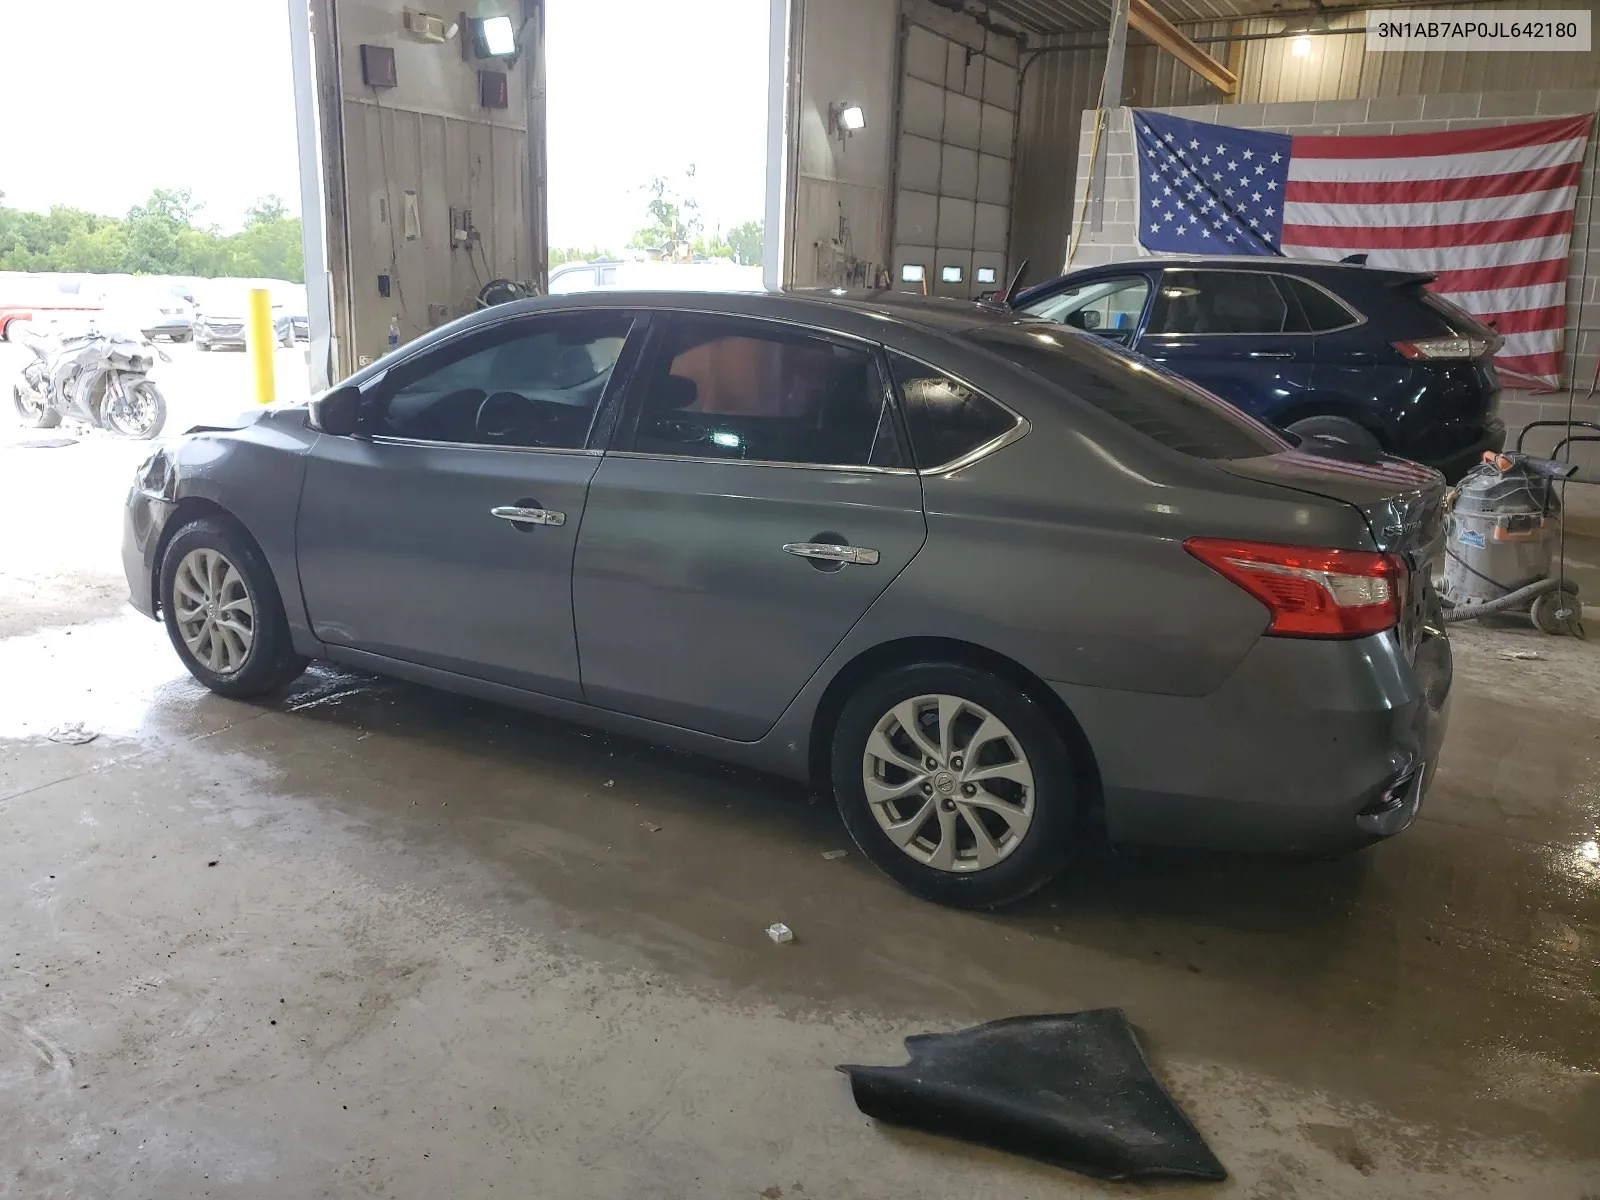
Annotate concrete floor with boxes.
[2,418,1598,1198]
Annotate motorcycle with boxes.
[11,320,169,439]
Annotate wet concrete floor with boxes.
[1,442,1598,1198]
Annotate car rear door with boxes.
[571,311,926,741]
[1135,269,1316,423]
[296,310,641,699]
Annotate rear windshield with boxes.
[965,326,1290,460]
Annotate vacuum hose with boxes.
[1441,576,1558,622]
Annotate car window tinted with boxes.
[376,312,632,448]
[1022,276,1149,335]
[1280,275,1357,332]
[1147,270,1289,335]
[630,316,904,467]
[966,326,1290,460]
[887,352,1018,468]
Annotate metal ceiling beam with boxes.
[1127,0,1238,92]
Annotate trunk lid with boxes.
[1218,446,1448,658]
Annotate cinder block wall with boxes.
[1067,92,1600,474]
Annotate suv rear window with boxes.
[966,326,1290,460]
[1279,275,1358,332]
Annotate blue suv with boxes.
[1015,257,1505,478]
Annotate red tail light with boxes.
[1185,538,1407,638]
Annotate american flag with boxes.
[1135,109,1595,391]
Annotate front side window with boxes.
[1147,270,1290,335]
[888,352,1019,469]
[1022,276,1150,338]
[628,316,905,468]
[376,312,633,448]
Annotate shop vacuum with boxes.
[1439,421,1598,637]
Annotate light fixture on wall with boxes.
[1291,34,1312,57]
[827,102,865,148]
[472,14,517,56]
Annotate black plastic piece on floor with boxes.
[838,1009,1226,1183]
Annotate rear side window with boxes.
[887,352,1018,468]
[965,327,1290,460]
[1279,275,1358,332]
[1148,270,1289,335]
[629,315,905,468]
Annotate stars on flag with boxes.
[1134,111,1293,256]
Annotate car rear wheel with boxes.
[160,517,308,698]
[1287,415,1381,453]
[830,663,1079,909]
[12,382,60,428]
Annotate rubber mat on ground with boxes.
[838,1008,1226,1182]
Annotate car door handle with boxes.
[1248,351,1294,359]
[491,505,565,527]
[783,542,880,566]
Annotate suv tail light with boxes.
[1392,336,1493,360]
[1185,539,1406,638]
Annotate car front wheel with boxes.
[830,663,1080,909]
[159,517,308,698]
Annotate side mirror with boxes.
[308,384,362,436]
[1080,309,1102,330]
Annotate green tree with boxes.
[628,168,702,257]
[0,190,304,281]
[725,219,763,267]
[548,245,611,269]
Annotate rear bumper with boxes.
[1052,627,1451,857]
[122,487,176,619]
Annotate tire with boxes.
[1287,415,1381,453]
[159,517,309,698]
[196,336,211,352]
[12,382,61,428]
[830,662,1080,909]
[103,380,166,439]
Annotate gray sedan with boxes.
[123,289,1451,908]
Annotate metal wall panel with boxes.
[1009,44,1103,280]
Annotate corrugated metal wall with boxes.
[1011,46,1104,279]
[1008,3,1600,276]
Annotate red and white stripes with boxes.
[1281,115,1593,392]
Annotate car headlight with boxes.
[135,448,175,500]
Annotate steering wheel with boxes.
[475,390,548,445]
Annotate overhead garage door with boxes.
[892,21,1017,299]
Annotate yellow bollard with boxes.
[246,287,276,405]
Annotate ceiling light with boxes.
[1291,34,1312,57]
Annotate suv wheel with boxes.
[830,663,1079,908]
[1287,415,1380,453]
[159,517,308,697]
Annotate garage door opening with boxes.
[544,0,771,294]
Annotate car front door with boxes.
[1134,269,1316,423]
[572,312,927,741]
[296,309,640,699]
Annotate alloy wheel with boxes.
[862,693,1035,872]
[172,548,256,676]
[104,384,159,437]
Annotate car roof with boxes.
[1015,256,1430,304]
[341,287,1073,391]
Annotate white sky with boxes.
[0,0,768,248]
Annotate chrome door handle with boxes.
[783,542,880,566]
[1248,351,1294,359]
[492,505,565,527]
